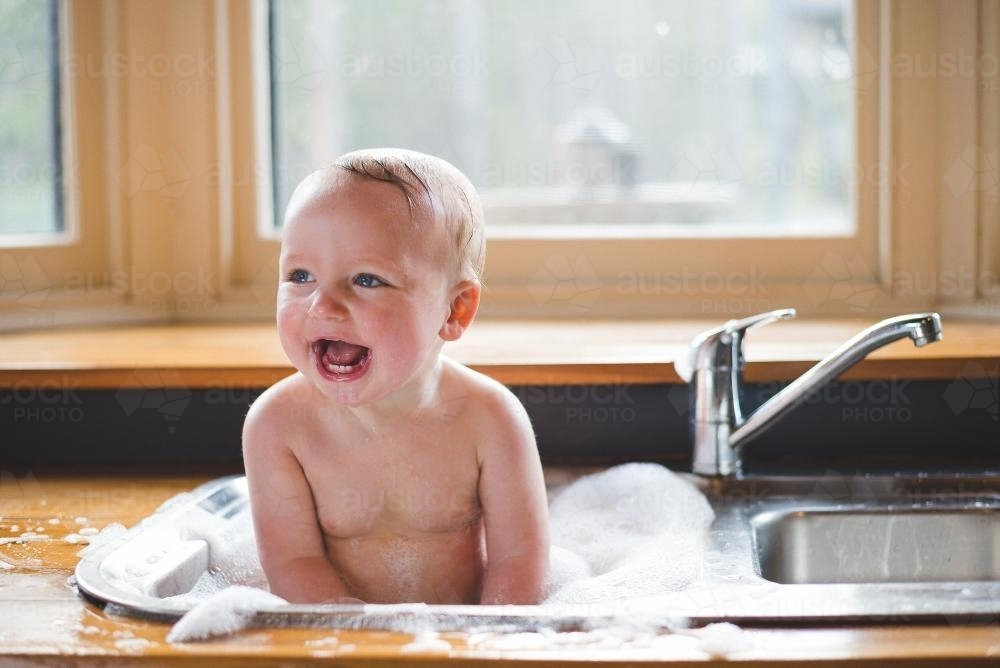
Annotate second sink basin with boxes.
[754,505,1000,585]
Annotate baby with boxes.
[242,149,550,605]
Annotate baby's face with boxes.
[277,175,455,406]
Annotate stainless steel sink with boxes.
[754,506,1000,585]
[74,469,1000,629]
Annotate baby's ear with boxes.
[439,280,481,341]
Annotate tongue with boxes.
[323,340,367,366]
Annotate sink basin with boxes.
[75,470,1000,628]
[754,507,1000,584]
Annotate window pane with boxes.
[0,0,62,237]
[269,0,855,237]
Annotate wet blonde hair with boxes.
[332,148,486,282]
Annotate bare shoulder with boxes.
[242,372,312,454]
[441,358,534,459]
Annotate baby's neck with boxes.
[344,355,451,430]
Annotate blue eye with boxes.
[287,269,313,284]
[353,273,386,288]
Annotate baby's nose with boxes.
[308,287,349,319]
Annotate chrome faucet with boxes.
[675,309,943,477]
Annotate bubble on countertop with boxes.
[0,531,51,545]
[77,523,126,556]
[400,630,452,654]
[690,622,752,657]
[166,586,288,642]
[306,636,340,647]
[114,637,153,653]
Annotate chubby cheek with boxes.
[275,301,308,365]
[379,311,441,373]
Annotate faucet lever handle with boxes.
[724,308,797,338]
[675,308,796,382]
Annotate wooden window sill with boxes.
[1,318,998,389]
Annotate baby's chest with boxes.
[304,440,482,538]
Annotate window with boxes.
[255,0,896,318]
[0,0,63,238]
[269,0,857,238]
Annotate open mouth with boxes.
[311,339,372,381]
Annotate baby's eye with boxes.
[286,269,313,284]
[353,273,386,288]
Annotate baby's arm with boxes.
[477,390,550,604]
[242,393,360,604]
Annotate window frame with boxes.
[0,0,127,330]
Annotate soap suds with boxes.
[400,630,452,654]
[166,586,288,642]
[77,523,126,556]
[0,532,50,545]
[545,463,714,604]
[114,637,153,652]
[92,464,718,644]
[689,622,752,657]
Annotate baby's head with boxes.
[331,149,486,282]
[277,149,485,406]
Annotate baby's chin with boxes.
[306,373,397,410]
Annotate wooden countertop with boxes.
[2,474,999,665]
[1,318,998,388]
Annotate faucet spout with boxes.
[681,310,943,477]
[729,313,942,450]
